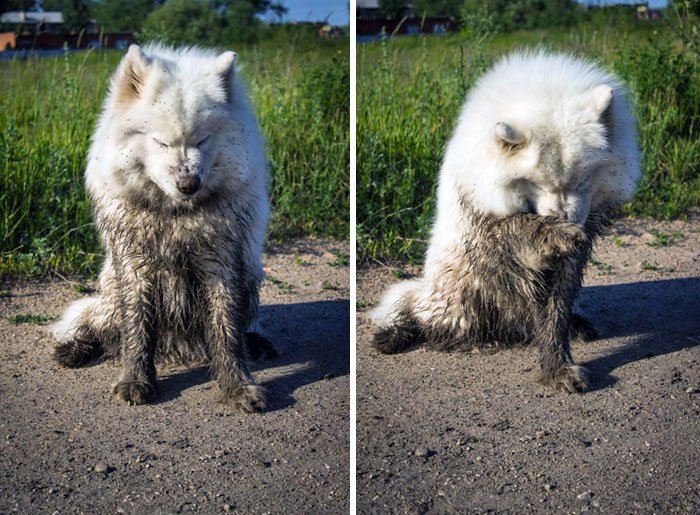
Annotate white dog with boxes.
[372,51,640,392]
[52,44,272,411]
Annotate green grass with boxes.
[647,230,685,247]
[0,37,348,277]
[358,14,700,262]
[7,313,57,325]
[328,250,350,267]
[266,274,295,294]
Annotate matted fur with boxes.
[51,44,271,412]
[372,51,640,392]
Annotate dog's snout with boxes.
[176,174,201,195]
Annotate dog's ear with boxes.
[116,45,150,103]
[495,122,525,150]
[591,84,614,134]
[215,51,237,102]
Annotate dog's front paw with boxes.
[220,384,266,413]
[545,222,587,255]
[538,364,589,393]
[112,379,156,405]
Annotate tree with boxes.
[142,0,288,45]
[378,0,405,19]
[0,0,37,11]
[142,0,214,44]
[462,0,582,32]
[95,0,158,32]
[42,0,94,33]
[413,0,463,17]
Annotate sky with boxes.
[274,0,349,26]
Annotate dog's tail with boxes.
[370,279,425,354]
[50,296,100,343]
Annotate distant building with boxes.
[0,31,15,50]
[357,0,415,20]
[12,32,136,51]
[357,0,380,20]
[0,11,64,34]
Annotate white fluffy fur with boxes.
[50,296,100,342]
[373,50,640,327]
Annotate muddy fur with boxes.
[373,206,612,393]
[51,44,271,412]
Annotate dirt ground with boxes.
[0,239,349,514]
[357,218,700,514]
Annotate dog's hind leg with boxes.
[52,296,114,367]
[370,279,426,354]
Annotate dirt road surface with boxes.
[357,219,700,514]
[0,239,349,514]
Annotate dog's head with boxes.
[107,45,243,204]
[488,84,616,225]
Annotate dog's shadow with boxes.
[155,300,349,411]
[577,277,700,391]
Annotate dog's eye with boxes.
[153,137,169,149]
[197,136,209,148]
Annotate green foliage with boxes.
[358,9,700,262]
[329,251,350,267]
[0,40,349,277]
[358,18,492,262]
[463,0,583,32]
[95,0,157,32]
[141,0,290,46]
[42,0,94,32]
[613,5,700,219]
[379,0,408,19]
[142,0,218,45]
[647,230,685,247]
[259,48,349,238]
[413,0,464,17]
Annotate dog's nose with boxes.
[176,175,201,195]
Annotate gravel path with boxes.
[0,238,349,514]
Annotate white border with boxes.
[349,0,357,512]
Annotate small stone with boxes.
[686,387,699,394]
[575,436,592,447]
[577,491,593,501]
[544,484,554,492]
[94,463,109,474]
[592,499,601,508]
[223,504,232,512]
[535,430,547,439]
[414,447,430,457]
